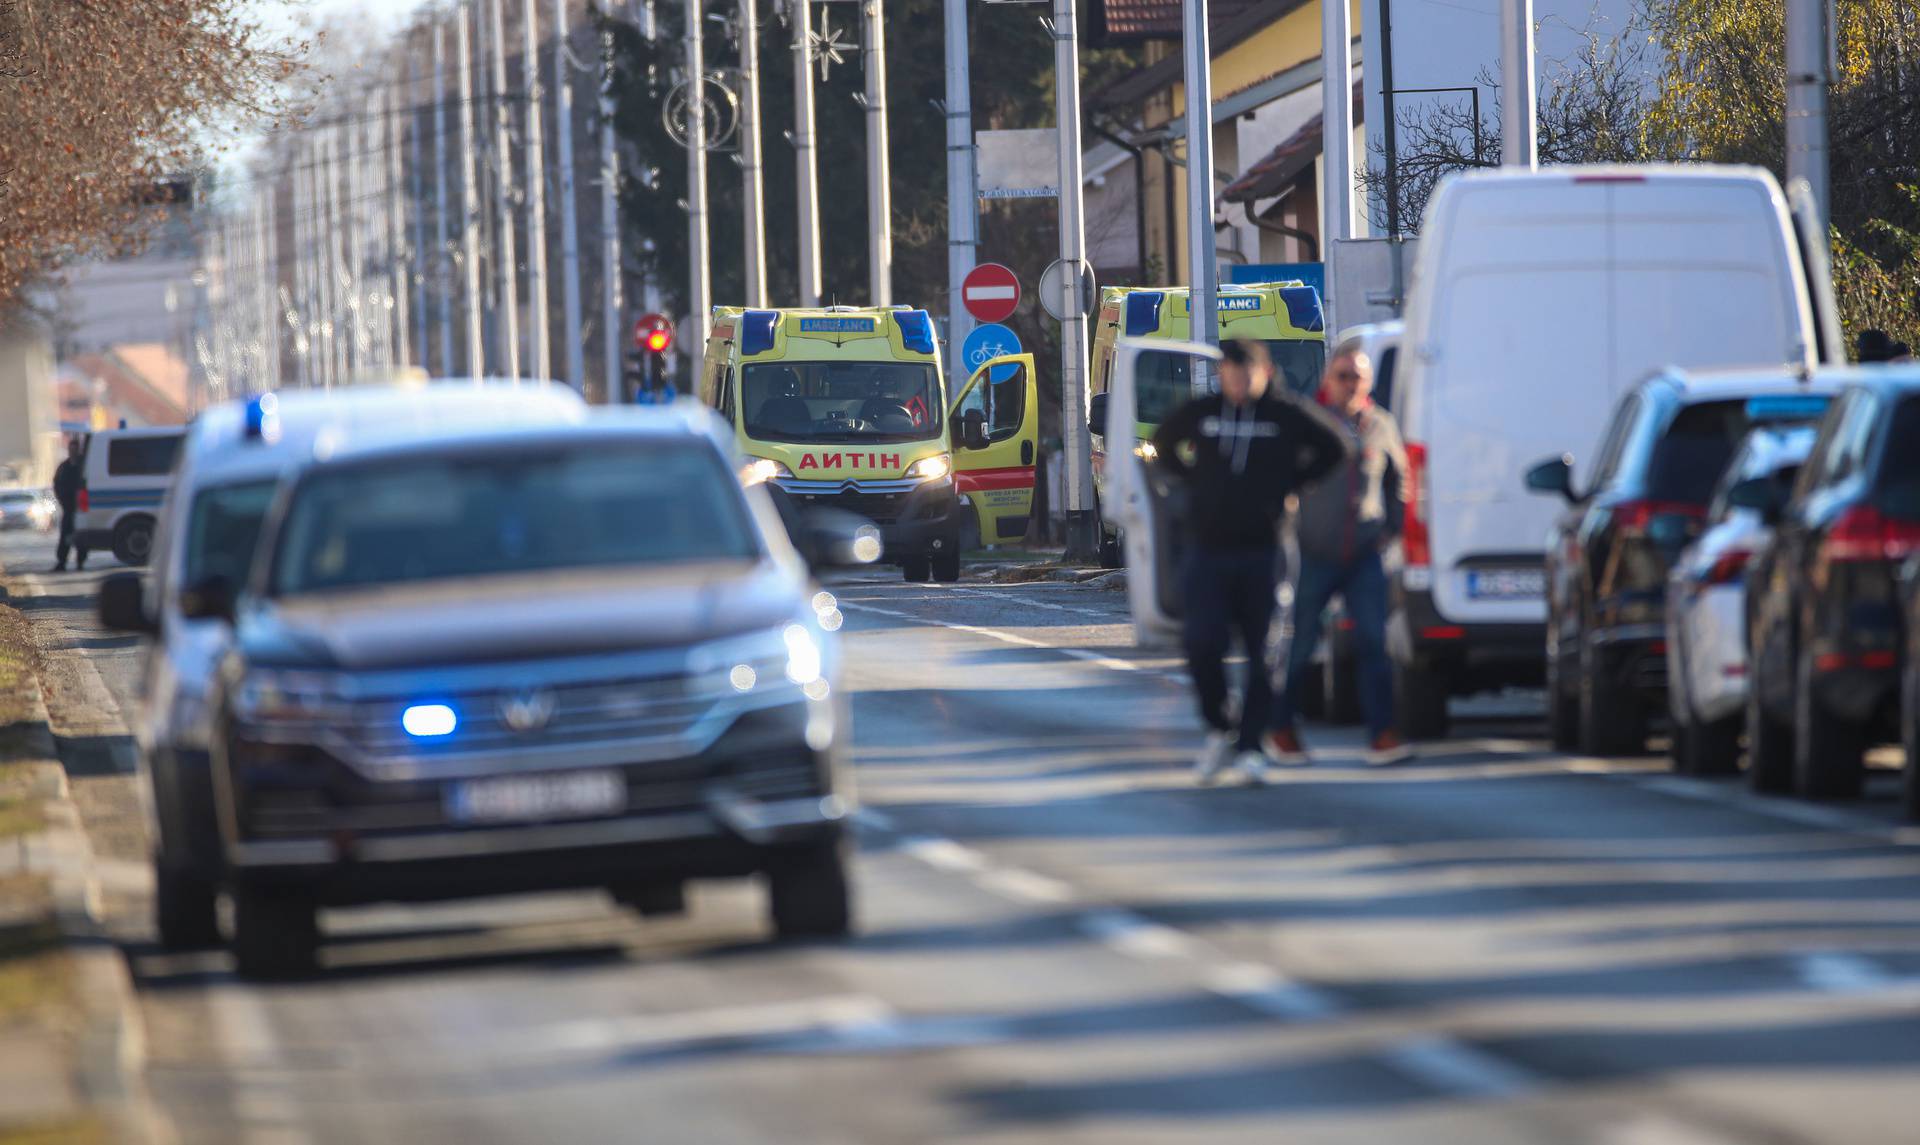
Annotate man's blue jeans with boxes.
[1272,549,1395,739]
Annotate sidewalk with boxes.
[0,587,154,1145]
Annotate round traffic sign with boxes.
[632,312,673,350]
[1038,259,1096,322]
[961,263,1021,324]
[960,323,1022,383]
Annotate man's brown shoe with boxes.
[1366,731,1415,766]
[1263,728,1310,766]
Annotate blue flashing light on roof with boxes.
[895,309,936,355]
[1745,394,1831,422]
[243,392,281,442]
[1277,286,1325,332]
[1124,291,1165,337]
[740,310,780,356]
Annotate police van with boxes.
[74,425,188,565]
[1086,281,1327,566]
[701,306,1037,582]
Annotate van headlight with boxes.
[232,670,348,727]
[783,623,822,686]
[742,457,792,485]
[904,453,953,482]
[1133,440,1158,462]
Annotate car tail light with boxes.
[1819,505,1920,563]
[1403,442,1430,569]
[1703,548,1752,585]
[1612,500,1706,538]
[77,488,88,513]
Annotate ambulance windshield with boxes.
[742,362,943,444]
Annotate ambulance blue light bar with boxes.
[1278,286,1326,332]
[894,309,936,355]
[1124,292,1165,337]
[1745,394,1831,422]
[244,392,280,442]
[740,310,779,356]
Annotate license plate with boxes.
[445,771,626,823]
[1465,567,1546,601]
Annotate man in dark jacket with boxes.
[51,438,86,572]
[1150,339,1349,784]
[1270,346,1411,765]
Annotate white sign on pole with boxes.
[976,129,1061,199]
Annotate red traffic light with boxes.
[644,328,673,354]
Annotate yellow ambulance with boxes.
[701,306,1038,582]
[1086,281,1327,564]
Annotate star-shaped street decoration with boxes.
[808,6,852,82]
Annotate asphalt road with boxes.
[5,528,1920,1145]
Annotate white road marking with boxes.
[207,985,314,1145]
[944,584,1119,620]
[1632,774,1920,845]
[1203,963,1339,1021]
[1792,951,1920,995]
[900,836,988,874]
[1078,909,1193,959]
[1381,1034,1538,1099]
[975,867,1074,904]
[1601,1114,1758,1145]
[841,599,1155,676]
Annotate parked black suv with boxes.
[1740,369,1920,799]
[1527,368,1840,756]
[107,411,869,979]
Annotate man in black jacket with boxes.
[50,438,86,573]
[1150,340,1349,784]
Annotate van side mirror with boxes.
[96,572,156,635]
[1727,477,1786,525]
[1087,392,1109,438]
[178,575,237,625]
[1524,455,1577,502]
[960,410,989,452]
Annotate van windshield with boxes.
[1134,342,1327,426]
[185,479,278,589]
[742,361,942,444]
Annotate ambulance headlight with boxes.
[1133,440,1158,462]
[742,457,792,486]
[904,453,952,482]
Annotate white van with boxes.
[97,383,588,950]
[1390,165,1842,735]
[73,425,187,565]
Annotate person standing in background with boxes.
[1269,347,1412,765]
[50,437,86,572]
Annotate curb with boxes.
[3,585,167,1145]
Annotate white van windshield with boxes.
[742,362,942,444]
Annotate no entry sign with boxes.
[961,263,1021,324]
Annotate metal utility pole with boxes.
[685,0,710,390]
[1499,0,1537,168]
[1379,0,1401,240]
[943,0,976,386]
[457,2,487,377]
[792,0,823,305]
[861,0,891,305]
[554,0,587,392]
[1320,0,1353,334]
[434,19,457,374]
[327,125,350,385]
[1182,0,1217,383]
[599,18,624,402]
[489,0,521,379]
[1785,0,1831,228]
[739,0,767,307]
[523,0,551,381]
[1054,0,1096,559]
[387,82,412,370]
[410,58,431,371]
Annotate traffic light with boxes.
[642,326,673,355]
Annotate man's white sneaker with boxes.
[1235,750,1269,785]
[1194,731,1235,785]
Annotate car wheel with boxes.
[1324,629,1362,726]
[767,840,853,940]
[1793,650,1866,799]
[110,515,155,566]
[613,881,687,919]
[1683,715,1743,777]
[1544,631,1580,751]
[229,885,320,981]
[1902,656,1920,822]
[1578,633,1645,756]
[1395,659,1449,740]
[153,860,221,952]
[931,549,961,583]
[900,557,931,582]
[1745,659,1795,794]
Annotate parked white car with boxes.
[1665,417,1822,775]
[1388,164,1842,736]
